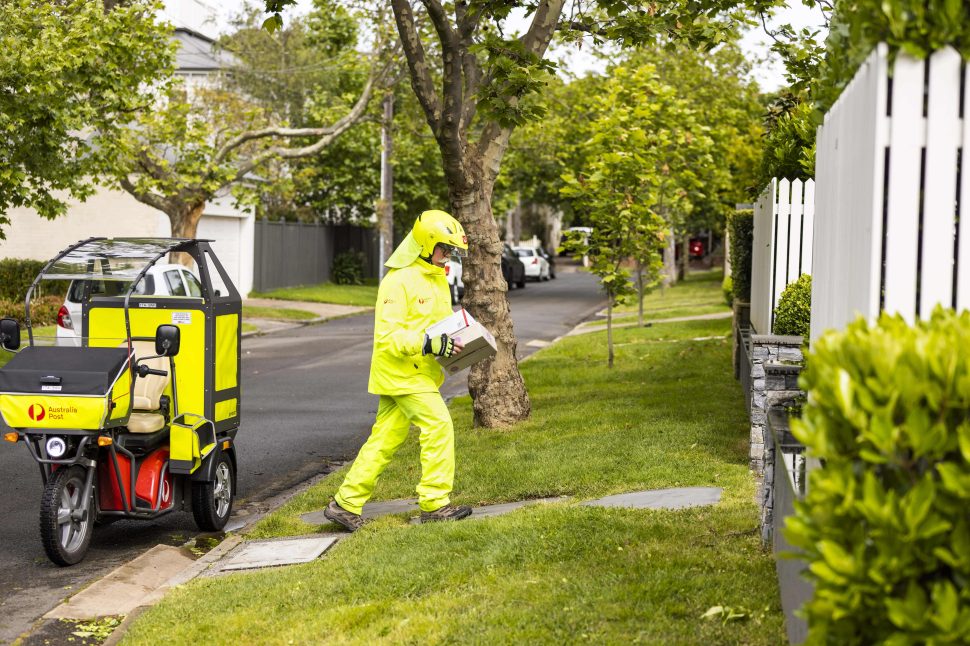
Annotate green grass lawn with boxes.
[242,305,318,322]
[121,271,783,644]
[615,268,730,316]
[251,281,378,307]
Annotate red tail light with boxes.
[444,265,450,276]
[532,258,538,265]
[57,306,73,330]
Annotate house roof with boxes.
[174,27,238,72]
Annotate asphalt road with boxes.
[0,267,603,644]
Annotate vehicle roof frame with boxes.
[23,237,212,347]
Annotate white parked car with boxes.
[445,256,464,305]
[513,246,551,281]
[56,264,204,345]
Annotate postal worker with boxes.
[324,210,474,531]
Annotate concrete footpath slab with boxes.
[219,536,340,572]
[583,487,722,510]
[44,545,196,620]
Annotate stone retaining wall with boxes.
[749,334,804,474]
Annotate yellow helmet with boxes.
[412,210,468,257]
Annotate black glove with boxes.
[423,333,456,357]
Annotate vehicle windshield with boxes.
[514,248,535,257]
[41,238,192,282]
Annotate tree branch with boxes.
[420,0,464,166]
[391,0,442,134]
[119,176,173,215]
[473,0,565,178]
[456,0,484,131]
[228,65,379,185]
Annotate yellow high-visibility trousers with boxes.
[334,392,454,514]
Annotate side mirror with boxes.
[0,319,20,351]
[155,324,180,357]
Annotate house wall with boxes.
[0,188,254,297]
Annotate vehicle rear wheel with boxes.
[517,277,526,289]
[192,453,234,531]
[40,465,94,566]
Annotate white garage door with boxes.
[197,216,242,293]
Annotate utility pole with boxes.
[378,92,394,279]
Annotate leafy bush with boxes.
[787,309,970,643]
[0,296,62,327]
[773,274,811,337]
[0,258,71,301]
[727,210,753,303]
[332,250,366,286]
[722,275,733,307]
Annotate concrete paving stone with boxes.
[220,536,339,571]
[301,498,419,525]
[409,496,570,524]
[582,487,722,510]
[45,545,197,620]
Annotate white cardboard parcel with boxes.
[426,308,497,375]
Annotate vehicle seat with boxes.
[125,341,170,434]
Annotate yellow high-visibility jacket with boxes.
[367,258,452,395]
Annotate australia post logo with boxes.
[27,403,77,422]
[28,404,46,421]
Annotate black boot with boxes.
[420,504,472,523]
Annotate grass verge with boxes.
[243,305,318,322]
[615,268,730,315]
[121,271,782,644]
[251,281,378,307]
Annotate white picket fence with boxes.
[812,44,970,339]
[750,178,816,334]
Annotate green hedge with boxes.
[332,250,366,286]
[728,210,753,303]
[0,296,62,327]
[788,309,970,643]
[0,258,68,301]
[773,274,811,337]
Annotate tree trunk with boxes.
[663,233,677,289]
[636,260,644,328]
[168,201,206,266]
[678,236,689,281]
[607,290,614,369]
[455,186,531,427]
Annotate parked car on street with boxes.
[445,256,464,305]
[56,264,204,345]
[513,246,551,281]
[536,245,556,279]
[501,243,526,289]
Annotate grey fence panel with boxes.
[254,219,378,291]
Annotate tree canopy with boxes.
[0,0,173,234]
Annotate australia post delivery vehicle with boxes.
[0,238,241,566]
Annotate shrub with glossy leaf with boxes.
[727,210,752,303]
[773,273,811,337]
[331,250,366,286]
[787,309,970,643]
[722,275,733,307]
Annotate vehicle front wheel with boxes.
[192,453,235,531]
[40,465,94,566]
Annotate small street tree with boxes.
[0,0,173,234]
